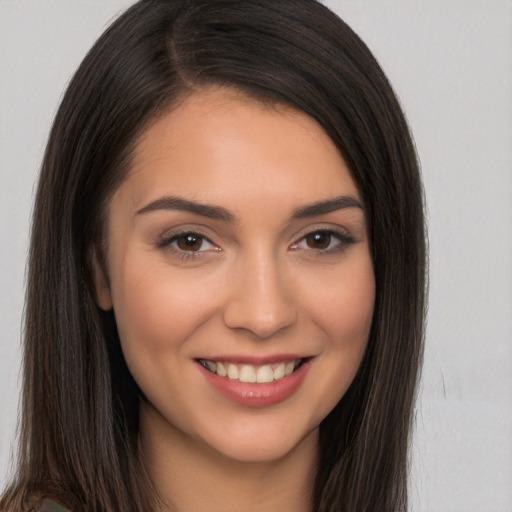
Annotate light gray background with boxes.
[1,1,511,511]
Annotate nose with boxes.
[222,251,297,339]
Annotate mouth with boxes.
[196,358,309,384]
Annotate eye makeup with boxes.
[153,224,357,264]
[291,228,356,255]
[154,228,221,261]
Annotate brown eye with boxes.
[304,231,332,250]
[291,229,356,254]
[176,233,204,252]
[156,230,218,257]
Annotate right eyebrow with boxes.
[136,195,235,222]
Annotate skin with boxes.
[93,88,375,512]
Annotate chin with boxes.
[191,413,320,465]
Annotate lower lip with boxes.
[198,359,312,407]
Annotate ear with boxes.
[90,246,113,311]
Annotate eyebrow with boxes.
[137,196,235,221]
[136,194,363,221]
[291,195,363,218]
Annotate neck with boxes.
[139,402,318,512]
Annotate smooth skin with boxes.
[93,88,375,512]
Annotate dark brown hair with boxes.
[1,1,426,510]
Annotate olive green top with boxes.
[34,496,72,512]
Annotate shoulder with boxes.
[32,495,73,512]
[1,490,74,511]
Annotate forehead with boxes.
[118,87,359,212]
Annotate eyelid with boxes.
[153,223,357,259]
[154,227,220,256]
[290,222,354,241]
[289,225,357,253]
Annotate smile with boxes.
[198,359,305,383]
[197,356,313,407]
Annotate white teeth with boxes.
[256,365,274,383]
[216,361,227,377]
[203,360,217,372]
[200,358,304,383]
[273,363,285,380]
[227,363,239,380]
[239,365,257,383]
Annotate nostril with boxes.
[223,306,297,338]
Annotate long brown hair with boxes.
[1,1,426,510]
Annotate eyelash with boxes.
[155,228,356,260]
[290,229,356,255]
[155,230,218,260]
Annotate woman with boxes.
[1,1,426,511]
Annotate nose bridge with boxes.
[223,246,297,338]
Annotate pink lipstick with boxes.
[196,357,312,407]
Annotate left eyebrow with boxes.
[291,195,363,219]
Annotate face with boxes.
[94,88,375,464]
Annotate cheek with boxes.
[110,254,220,367]
[329,271,375,345]
[306,256,375,345]
[301,256,375,407]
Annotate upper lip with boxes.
[195,354,312,365]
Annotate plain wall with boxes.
[1,2,511,511]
